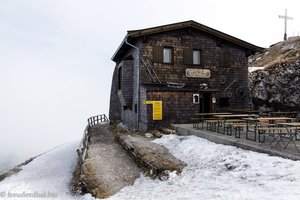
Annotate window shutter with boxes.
[118,66,122,90]
[153,46,163,63]
[183,48,193,65]
[220,49,230,67]
[200,51,205,66]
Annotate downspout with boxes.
[125,36,140,131]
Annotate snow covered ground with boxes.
[108,135,300,200]
[0,141,82,200]
[1,135,300,200]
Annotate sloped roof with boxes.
[112,20,264,62]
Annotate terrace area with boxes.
[173,112,300,161]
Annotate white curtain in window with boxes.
[193,50,201,65]
[163,48,172,63]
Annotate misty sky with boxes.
[0,0,299,172]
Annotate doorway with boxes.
[199,93,211,113]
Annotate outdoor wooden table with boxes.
[229,109,260,114]
[193,112,231,129]
[270,111,299,117]
[257,117,295,124]
[278,122,300,126]
[277,122,300,136]
[194,112,232,117]
[275,122,300,153]
[214,114,258,133]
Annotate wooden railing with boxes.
[87,114,109,127]
[76,114,109,167]
[76,125,90,164]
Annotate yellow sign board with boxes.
[143,100,153,105]
[152,101,162,120]
[143,100,162,120]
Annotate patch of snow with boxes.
[0,141,82,200]
[2,135,300,200]
[108,135,300,200]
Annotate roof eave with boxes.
[111,36,128,62]
[112,20,264,62]
[127,20,264,53]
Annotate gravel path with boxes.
[80,123,141,198]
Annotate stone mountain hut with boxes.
[109,20,264,131]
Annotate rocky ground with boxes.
[78,123,141,198]
[77,123,186,199]
[249,36,300,111]
[117,134,186,180]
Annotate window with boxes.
[184,48,203,66]
[153,46,172,64]
[163,48,172,63]
[193,94,199,104]
[193,50,201,65]
[118,66,122,90]
[219,97,229,108]
[220,49,230,67]
[134,104,137,113]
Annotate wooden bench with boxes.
[223,120,246,135]
[258,119,276,127]
[256,127,296,143]
[205,119,219,131]
[232,124,248,138]
[257,127,299,152]
[191,117,218,129]
[190,117,202,129]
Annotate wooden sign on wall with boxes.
[185,68,211,78]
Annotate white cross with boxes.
[279,9,293,40]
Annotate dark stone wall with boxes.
[110,27,252,130]
[109,67,121,122]
[110,45,140,129]
[144,90,200,130]
[117,60,134,106]
[138,86,148,130]
[138,28,250,110]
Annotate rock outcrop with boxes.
[249,37,300,111]
[117,134,186,180]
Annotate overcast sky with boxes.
[0,0,299,171]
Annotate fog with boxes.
[0,0,299,173]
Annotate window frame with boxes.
[192,49,201,65]
[117,66,122,90]
[163,47,173,64]
[183,48,203,66]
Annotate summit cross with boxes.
[279,9,293,40]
